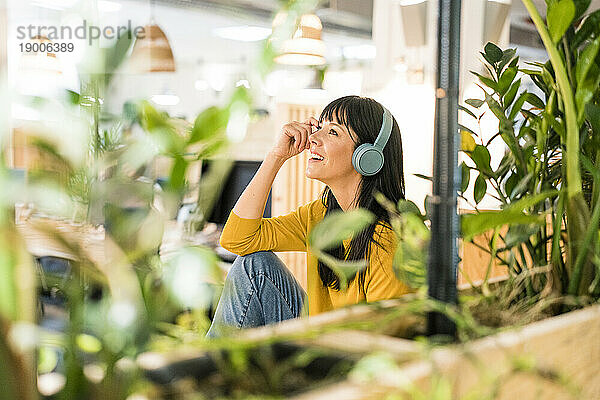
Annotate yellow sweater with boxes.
[219,199,412,316]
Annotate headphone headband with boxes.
[373,108,393,150]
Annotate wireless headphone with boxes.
[352,107,393,176]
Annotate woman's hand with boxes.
[269,118,319,162]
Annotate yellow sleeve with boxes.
[365,228,413,302]
[219,200,318,256]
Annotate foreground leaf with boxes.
[309,209,375,252]
[547,0,576,43]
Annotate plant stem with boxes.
[521,0,581,197]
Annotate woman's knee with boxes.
[228,251,286,281]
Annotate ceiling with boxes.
[139,0,600,63]
[7,0,600,67]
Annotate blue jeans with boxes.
[206,251,307,338]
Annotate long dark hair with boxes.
[317,96,405,291]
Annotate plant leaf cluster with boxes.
[460,0,600,306]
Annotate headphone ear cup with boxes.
[352,143,367,174]
[353,144,384,176]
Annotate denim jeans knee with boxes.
[206,251,306,338]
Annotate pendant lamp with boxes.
[274,13,326,66]
[129,23,176,73]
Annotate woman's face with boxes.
[305,116,361,185]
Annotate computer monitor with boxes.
[203,160,272,225]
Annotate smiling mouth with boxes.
[309,152,324,161]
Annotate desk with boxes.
[16,216,231,275]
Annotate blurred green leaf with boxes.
[483,42,503,64]
[503,78,521,107]
[168,155,187,192]
[472,71,498,91]
[509,91,529,120]
[65,89,80,105]
[509,190,559,212]
[459,123,478,136]
[575,66,599,120]
[190,106,229,144]
[228,86,252,109]
[414,173,433,182]
[471,145,494,177]
[573,0,592,20]
[197,137,229,159]
[474,173,487,204]
[485,93,508,122]
[76,334,102,353]
[104,30,133,86]
[38,346,59,374]
[458,105,477,119]
[575,37,600,88]
[586,103,600,135]
[309,209,375,252]
[504,224,542,248]
[525,92,545,108]
[462,212,543,242]
[465,98,485,108]
[396,199,422,216]
[461,162,470,193]
[547,0,576,43]
[498,48,518,72]
[498,66,518,95]
[393,213,428,289]
[510,172,533,200]
[572,9,600,49]
[315,250,367,290]
[504,172,519,198]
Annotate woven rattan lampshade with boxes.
[129,24,175,73]
[274,13,326,66]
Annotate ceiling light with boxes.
[235,79,250,88]
[98,0,122,13]
[274,14,326,66]
[31,0,78,11]
[342,44,376,60]
[129,24,176,73]
[151,94,180,106]
[213,26,272,42]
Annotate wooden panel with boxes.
[458,225,509,288]
[458,213,560,288]
[272,103,325,290]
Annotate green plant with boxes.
[0,0,362,398]
[460,1,600,303]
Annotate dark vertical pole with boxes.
[427,0,461,337]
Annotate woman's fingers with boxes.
[307,117,320,129]
[286,124,302,152]
[298,122,312,151]
[283,120,315,155]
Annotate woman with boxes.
[206,96,412,338]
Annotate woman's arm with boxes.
[232,118,318,219]
[220,118,320,255]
